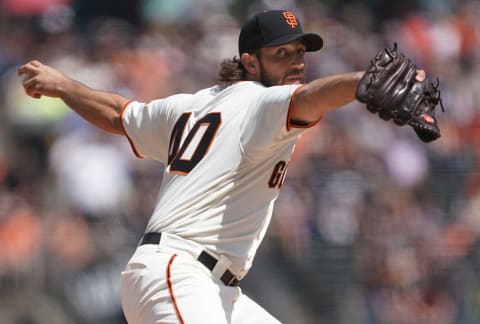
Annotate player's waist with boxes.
[138,232,240,287]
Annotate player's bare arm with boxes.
[18,60,129,134]
[291,69,427,124]
[291,71,364,123]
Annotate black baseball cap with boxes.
[238,10,323,55]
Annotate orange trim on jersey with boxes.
[166,254,185,324]
[119,100,143,159]
[286,85,323,131]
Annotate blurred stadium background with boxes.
[1,0,480,323]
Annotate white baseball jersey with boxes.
[121,81,316,278]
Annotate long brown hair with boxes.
[217,56,246,84]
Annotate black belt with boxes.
[139,232,239,287]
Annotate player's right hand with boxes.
[17,60,68,99]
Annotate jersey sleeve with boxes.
[240,84,308,158]
[121,95,189,162]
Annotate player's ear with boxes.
[240,53,258,76]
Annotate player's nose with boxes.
[292,54,305,69]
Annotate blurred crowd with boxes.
[1,0,480,323]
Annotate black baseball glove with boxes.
[356,43,444,142]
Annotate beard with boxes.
[258,59,305,87]
[258,62,278,87]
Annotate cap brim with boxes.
[263,33,323,52]
[302,33,323,52]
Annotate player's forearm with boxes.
[59,79,129,134]
[292,71,364,122]
[19,60,129,134]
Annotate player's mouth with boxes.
[285,74,304,84]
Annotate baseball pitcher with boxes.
[18,10,442,324]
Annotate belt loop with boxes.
[211,255,232,279]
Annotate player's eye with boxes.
[276,48,287,58]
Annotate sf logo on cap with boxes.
[282,11,298,28]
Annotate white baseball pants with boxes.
[121,243,281,324]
